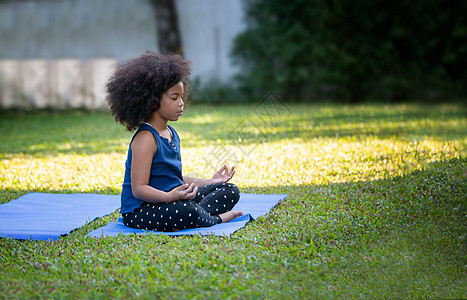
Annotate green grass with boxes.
[0,103,465,299]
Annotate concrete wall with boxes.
[176,0,245,83]
[0,0,245,109]
[0,0,159,61]
[0,58,115,109]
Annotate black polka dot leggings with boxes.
[122,183,240,231]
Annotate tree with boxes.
[231,0,467,102]
[150,0,183,55]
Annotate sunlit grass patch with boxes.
[0,153,125,201]
[182,138,461,188]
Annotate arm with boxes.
[183,165,236,187]
[183,176,212,187]
[131,130,197,203]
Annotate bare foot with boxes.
[219,211,243,223]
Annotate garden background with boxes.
[1,0,466,298]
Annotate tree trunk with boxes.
[151,0,183,55]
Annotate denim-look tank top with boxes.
[120,123,183,213]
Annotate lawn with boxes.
[0,102,465,298]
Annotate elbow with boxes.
[131,184,146,201]
[131,184,167,203]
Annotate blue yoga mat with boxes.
[88,193,287,238]
[0,193,120,241]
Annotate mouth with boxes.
[176,110,183,116]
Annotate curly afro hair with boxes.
[106,51,191,131]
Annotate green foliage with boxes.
[231,0,467,102]
[189,77,244,105]
[0,103,466,298]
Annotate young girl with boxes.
[106,51,243,231]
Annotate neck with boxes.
[145,114,168,133]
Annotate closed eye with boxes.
[169,92,183,101]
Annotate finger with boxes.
[177,184,192,200]
[184,182,195,193]
[174,183,188,192]
[188,186,198,198]
[223,166,234,178]
[218,165,228,174]
[183,186,198,200]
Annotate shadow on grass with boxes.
[1,104,465,156]
[236,158,466,297]
[177,103,466,147]
[0,110,133,157]
[240,158,465,261]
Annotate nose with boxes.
[179,97,184,107]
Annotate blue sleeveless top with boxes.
[120,123,184,213]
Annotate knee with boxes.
[182,202,206,220]
[122,212,136,228]
[225,183,240,203]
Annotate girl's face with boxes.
[158,81,184,122]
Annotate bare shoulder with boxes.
[131,130,157,154]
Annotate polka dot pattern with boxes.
[193,183,240,215]
[122,183,240,231]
